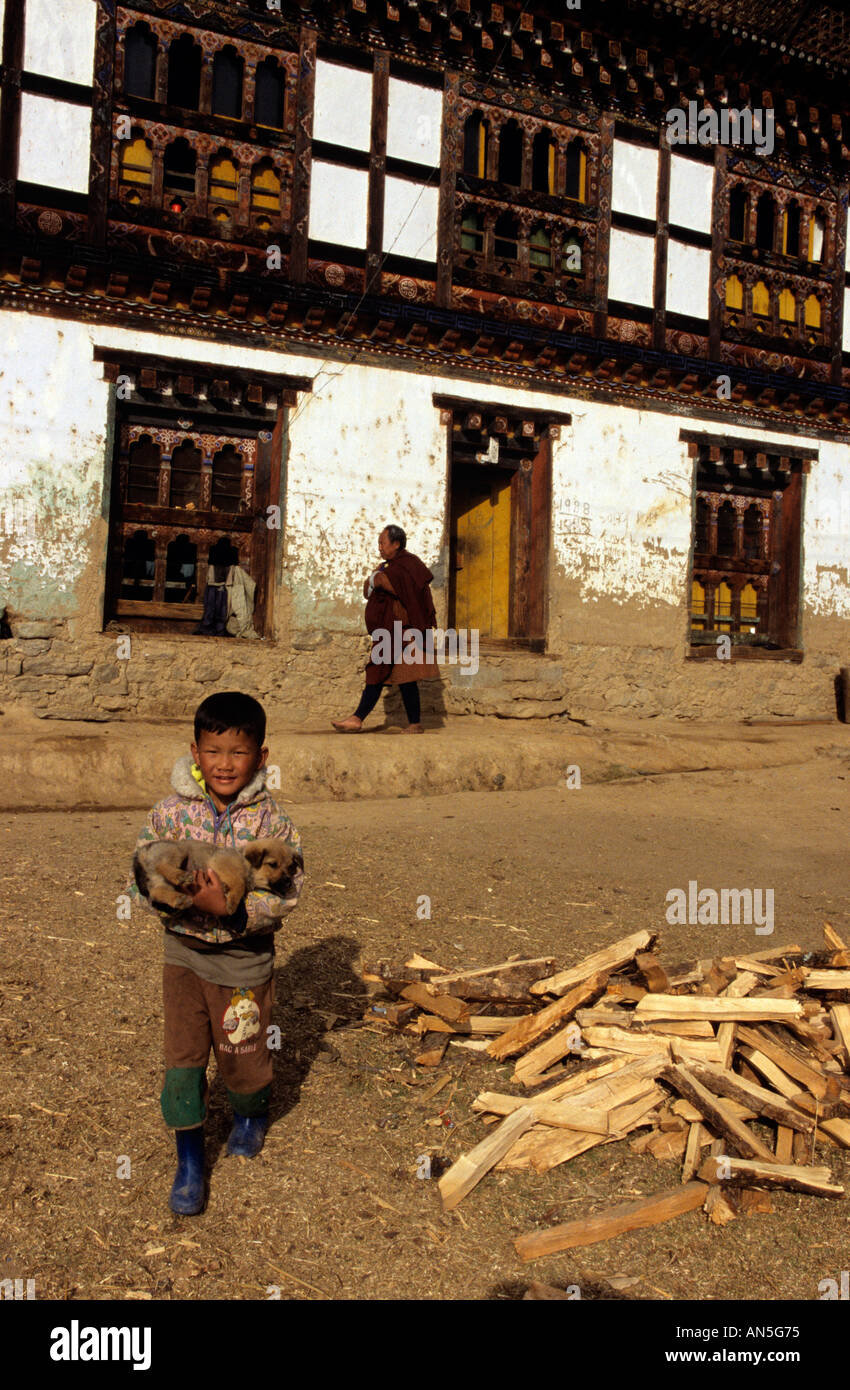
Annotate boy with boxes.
[129,691,303,1215]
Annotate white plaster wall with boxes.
[386,77,443,166]
[611,140,658,221]
[666,239,711,319]
[608,227,656,307]
[308,161,368,248]
[383,176,438,261]
[550,408,842,621]
[18,92,92,193]
[2,308,850,632]
[669,155,713,234]
[23,0,96,86]
[313,59,372,152]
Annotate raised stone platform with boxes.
[1,708,846,810]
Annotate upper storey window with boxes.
[212,46,244,120]
[167,34,201,110]
[255,57,285,130]
[124,22,156,100]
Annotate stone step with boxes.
[443,654,568,718]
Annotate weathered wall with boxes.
[1,307,850,725]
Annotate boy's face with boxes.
[191,727,268,808]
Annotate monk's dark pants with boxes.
[354,680,420,724]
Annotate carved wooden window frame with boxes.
[684,433,811,661]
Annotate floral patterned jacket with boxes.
[129,755,304,945]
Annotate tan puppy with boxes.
[133,838,302,915]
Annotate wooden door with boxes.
[450,463,512,638]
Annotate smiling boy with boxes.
[130,691,303,1215]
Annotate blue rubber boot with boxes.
[169,1127,205,1215]
[226,1113,268,1158]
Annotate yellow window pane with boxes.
[692,580,706,615]
[740,583,758,622]
[252,165,280,213]
[210,157,238,203]
[121,138,153,185]
[725,275,743,310]
[805,294,821,328]
[716,582,732,618]
[547,140,555,194]
[478,121,487,178]
[578,148,587,203]
[778,288,795,322]
[752,281,769,316]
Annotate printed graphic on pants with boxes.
[222,988,261,1046]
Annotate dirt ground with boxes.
[2,748,850,1302]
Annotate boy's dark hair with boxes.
[385,524,407,549]
[194,692,266,747]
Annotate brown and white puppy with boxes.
[133,838,302,915]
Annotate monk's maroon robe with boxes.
[364,550,437,685]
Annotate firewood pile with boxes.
[363,926,850,1260]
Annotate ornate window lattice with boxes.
[688,439,806,652]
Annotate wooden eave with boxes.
[5,235,850,439]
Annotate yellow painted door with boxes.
[452,468,512,638]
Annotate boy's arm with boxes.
[239,805,304,937]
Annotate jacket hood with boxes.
[170,754,268,807]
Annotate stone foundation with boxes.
[0,612,843,725]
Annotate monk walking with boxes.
[332,525,439,733]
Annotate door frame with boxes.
[436,394,569,649]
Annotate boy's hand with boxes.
[189,868,229,916]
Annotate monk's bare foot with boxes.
[404,723,424,734]
[331,715,363,732]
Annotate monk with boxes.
[332,525,439,733]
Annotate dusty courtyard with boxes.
[1,742,849,1301]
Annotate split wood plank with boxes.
[672,1097,756,1124]
[820,1117,850,1148]
[824,923,848,951]
[514,1182,709,1260]
[686,1060,816,1134]
[521,1055,633,1102]
[775,1126,794,1164]
[438,1106,537,1211]
[682,1122,706,1182]
[400,983,470,1022]
[830,1004,850,1068]
[635,995,803,1023]
[696,1155,844,1198]
[737,1026,835,1100]
[414,1033,449,1067]
[427,957,555,1002]
[497,1084,664,1175]
[704,1186,738,1225]
[530,931,655,998]
[487,973,607,1061]
[634,1019,715,1038]
[661,1063,779,1163]
[804,970,850,991]
[635,951,669,992]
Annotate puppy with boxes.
[133,838,302,915]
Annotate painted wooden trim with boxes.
[436,70,459,308]
[88,0,117,246]
[0,0,25,227]
[290,25,317,283]
[593,110,613,338]
[366,50,389,294]
[653,132,670,351]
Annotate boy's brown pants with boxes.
[161,965,275,1129]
